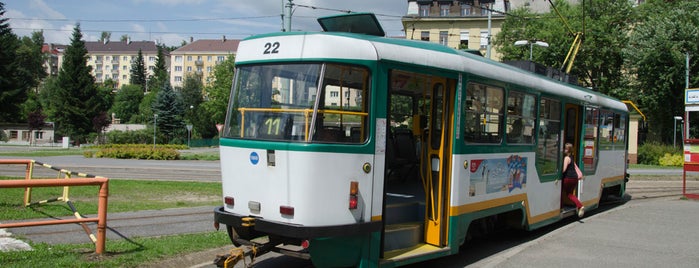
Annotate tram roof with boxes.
[236,31,627,112]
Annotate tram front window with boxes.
[223,63,370,143]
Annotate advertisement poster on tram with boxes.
[469,155,527,196]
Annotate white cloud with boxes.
[28,0,66,19]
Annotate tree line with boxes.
[0,2,233,145]
[3,0,699,145]
[494,0,699,143]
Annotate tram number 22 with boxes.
[263,42,280,54]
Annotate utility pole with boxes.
[282,0,294,32]
[486,2,492,59]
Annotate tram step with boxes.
[384,222,423,252]
[385,201,424,225]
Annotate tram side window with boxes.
[506,91,536,144]
[582,107,600,171]
[313,64,370,143]
[614,114,626,150]
[537,98,561,175]
[464,83,504,143]
[599,110,615,150]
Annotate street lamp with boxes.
[186,124,193,147]
[674,116,683,147]
[153,114,158,149]
[514,40,549,61]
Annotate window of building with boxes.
[419,4,430,16]
[330,91,339,97]
[122,75,127,80]
[149,56,156,62]
[112,74,118,80]
[175,66,182,72]
[106,56,110,61]
[175,76,182,82]
[175,56,183,62]
[113,65,119,70]
[440,3,450,16]
[9,131,17,139]
[149,66,155,71]
[187,56,193,61]
[460,31,469,49]
[197,56,202,60]
[207,66,212,72]
[480,4,489,15]
[506,91,536,144]
[421,31,430,41]
[480,30,489,49]
[461,3,472,15]
[537,98,561,175]
[464,83,504,143]
[217,56,225,62]
[123,56,128,61]
[34,131,43,140]
[439,31,448,46]
[187,66,192,72]
[207,56,212,61]
[122,65,127,70]
[197,66,202,72]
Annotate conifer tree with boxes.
[0,2,23,122]
[49,24,108,143]
[152,83,184,143]
[130,49,147,88]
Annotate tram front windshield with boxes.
[222,63,370,144]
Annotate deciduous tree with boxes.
[624,0,699,142]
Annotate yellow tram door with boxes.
[424,78,454,247]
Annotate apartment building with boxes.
[169,37,240,88]
[41,43,65,78]
[84,39,161,88]
[402,0,578,61]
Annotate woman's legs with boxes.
[563,178,583,209]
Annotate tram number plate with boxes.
[263,42,280,54]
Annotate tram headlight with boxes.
[349,181,359,210]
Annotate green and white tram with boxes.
[214,13,629,267]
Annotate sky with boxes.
[4,0,408,47]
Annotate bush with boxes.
[638,142,682,165]
[86,144,181,160]
[658,153,683,167]
[106,129,155,144]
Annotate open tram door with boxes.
[563,103,583,207]
[423,78,454,247]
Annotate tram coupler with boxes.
[214,245,260,268]
[214,236,275,268]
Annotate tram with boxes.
[213,13,629,267]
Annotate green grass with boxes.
[0,231,230,268]
[629,164,682,169]
[0,177,221,220]
[0,148,85,157]
[179,151,220,161]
